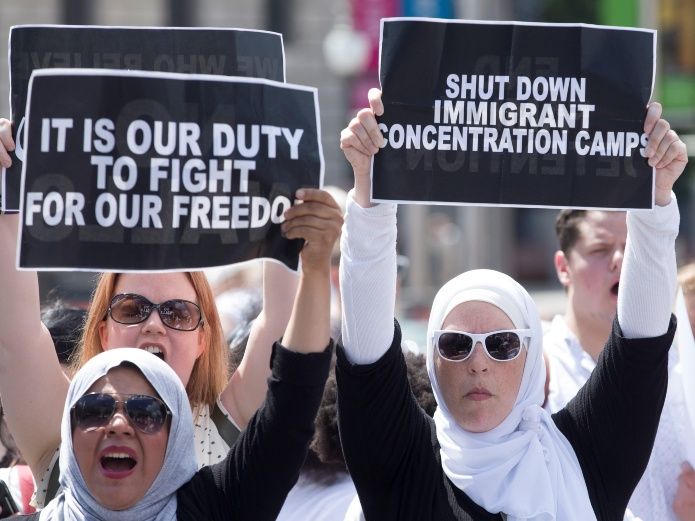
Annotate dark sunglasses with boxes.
[71,393,171,434]
[433,329,531,362]
[108,293,203,331]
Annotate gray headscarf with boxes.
[39,348,196,521]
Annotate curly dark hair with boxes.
[41,299,87,366]
[404,351,436,417]
[302,350,435,485]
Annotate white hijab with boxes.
[426,269,596,521]
[40,348,196,521]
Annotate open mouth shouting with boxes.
[610,282,619,298]
[99,446,138,479]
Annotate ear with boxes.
[195,327,206,359]
[554,250,572,288]
[98,320,109,346]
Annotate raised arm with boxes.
[339,88,398,364]
[184,189,339,520]
[221,260,298,429]
[280,188,342,352]
[555,103,687,519]
[618,102,687,337]
[335,93,445,518]
[0,119,68,477]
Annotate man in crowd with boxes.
[545,207,693,521]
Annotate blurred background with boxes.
[1,0,694,344]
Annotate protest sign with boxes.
[2,24,286,213]
[373,19,656,209]
[18,69,322,272]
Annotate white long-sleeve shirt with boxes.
[340,192,679,363]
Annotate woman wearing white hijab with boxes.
[335,90,687,520]
[16,219,336,520]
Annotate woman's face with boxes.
[99,272,205,387]
[72,367,169,510]
[434,301,527,433]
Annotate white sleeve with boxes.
[339,190,398,364]
[618,192,679,338]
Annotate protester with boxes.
[546,208,628,411]
[336,89,686,520]
[16,302,332,521]
[0,117,343,507]
[544,211,693,521]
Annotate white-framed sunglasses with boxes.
[433,329,531,362]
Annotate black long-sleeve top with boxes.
[336,319,675,521]
[176,340,333,520]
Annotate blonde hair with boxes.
[678,263,695,296]
[75,272,228,410]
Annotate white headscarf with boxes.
[426,269,596,521]
[40,348,197,521]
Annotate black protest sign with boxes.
[2,25,285,213]
[373,19,655,209]
[19,69,322,271]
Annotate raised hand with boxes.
[643,102,688,206]
[339,88,385,208]
[0,118,15,169]
[281,188,343,275]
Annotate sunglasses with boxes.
[71,393,171,434]
[108,293,203,331]
[433,329,531,362]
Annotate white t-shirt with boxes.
[276,473,362,521]
[544,315,596,414]
[544,315,686,521]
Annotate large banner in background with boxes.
[373,19,656,209]
[18,69,322,272]
[2,25,286,213]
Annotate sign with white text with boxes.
[373,19,656,209]
[2,24,286,213]
[18,69,322,272]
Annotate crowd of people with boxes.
[0,54,693,521]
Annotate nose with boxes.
[610,246,625,272]
[466,341,489,373]
[142,308,167,335]
[106,406,134,436]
